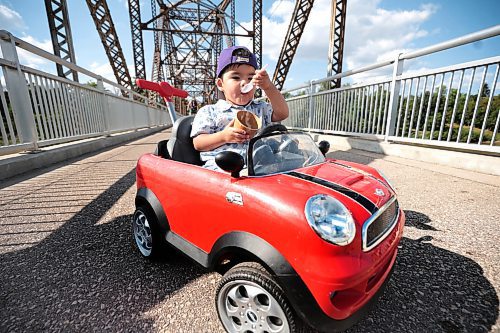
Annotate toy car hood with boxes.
[272,160,394,219]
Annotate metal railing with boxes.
[282,25,500,154]
[0,30,174,155]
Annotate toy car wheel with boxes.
[216,262,304,333]
[132,205,163,259]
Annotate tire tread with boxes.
[216,261,308,333]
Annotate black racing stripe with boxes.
[329,161,394,194]
[329,161,352,168]
[288,171,378,214]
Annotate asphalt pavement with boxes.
[0,129,498,333]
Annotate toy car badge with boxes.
[226,192,243,206]
[375,188,385,197]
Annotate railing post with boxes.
[307,80,316,130]
[0,31,38,149]
[384,53,404,141]
[167,101,177,126]
[97,77,111,136]
[145,98,152,128]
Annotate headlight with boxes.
[305,194,355,246]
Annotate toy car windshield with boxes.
[248,132,325,176]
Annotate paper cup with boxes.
[234,110,262,137]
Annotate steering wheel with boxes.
[278,137,299,154]
[302,155,316,167]
[255,124,288,137]
[252,144,274,165]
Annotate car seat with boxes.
[155,140,170,159]
[166,115,203,165]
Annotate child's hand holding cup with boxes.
[234,110,262,138]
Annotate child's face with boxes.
[216,64,256,106]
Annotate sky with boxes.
[0,0,499,93]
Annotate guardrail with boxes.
[282,25,500,154]
[0,30,175,155]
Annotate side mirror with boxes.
[215,151,244,178]
[318,140,330,156]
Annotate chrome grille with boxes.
[363,197,399,251]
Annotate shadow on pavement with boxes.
[326,148,377,166]
[0,169,205,332]
[347,210,499,333]
[0,131,165,190]
[2,137,498,332]
[403,210,438,231]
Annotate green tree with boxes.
[481,83,491,97]
[86,81,98,88]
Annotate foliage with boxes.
[285,81,500,146]
[86,81,98,88]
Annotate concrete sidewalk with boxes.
[0,126,170,182]
[0,129,498,332]
[316,133,500,177]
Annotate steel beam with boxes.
[253,0,262,69]
[44,0,78,81]
[141,27,251,37]
[327,0,347,88]
[163,18,177,85]
[86,0,132,91]
[167,7,216,22]
[231,0,235,45]
[141,0,253,103]
[272,0,315,91]
[151,0,164,82]
[128,0,146,80]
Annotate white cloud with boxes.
[268,0,295,21]
[235,0,294,61]
[86,62,139,94]
[0,4,26,32]
[12,35,53,70]
[0,3,55,70]
[20,35,53,52]
[250,0,438,84]
[89,61,115,82]
[85,61,118,92]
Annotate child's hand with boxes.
[252,68,272,91]
[221,119,250,143]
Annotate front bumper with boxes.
[278,208,404,332]
[279,261,396,333]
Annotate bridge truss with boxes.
[43,0,347,102]
[273,0,346,90]
[44,0,79,82]
[86,0,133,90]
[130,0,260,103]
[327,0,347,88]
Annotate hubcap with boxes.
[133,210,153,257]
[217,280,290,333]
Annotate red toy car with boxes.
[133,118,404,333]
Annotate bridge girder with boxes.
[253,0,262,69]
[327,0,347,88]
[43,0,340,102]
[131,0,259,103]
[86,0,133,91]
[151,0,164,83]
[44,0,79,82]
[272,0,347,90]
[128,0,146,80]
[272,0,315,91]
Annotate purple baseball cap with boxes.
[216,46,258,78]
